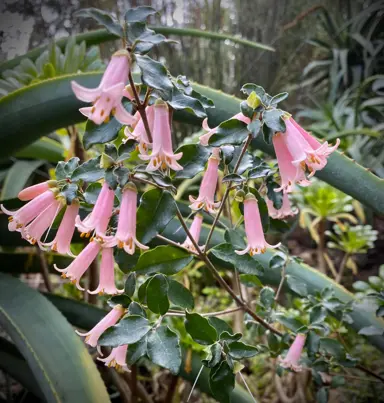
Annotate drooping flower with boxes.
[42,200,79,257]
[75,182,114,237]
[71,50,137,126]
[140,102,183,172]
[235,193,280,256]
[103,183,148,255]
[266,193,298,220]
[88,247,124,295]
[199,113,251,146]
[181,214,204,253]
[273,132,311,193]
[18,180,57,201]
[278,333,306,372]
[189,148,221,214]
[124,106,155,155]
[22,199,63,247]
[1,189,58,232]
[54,240,101,290]
[98,345,129,372]
[76,305,125,348]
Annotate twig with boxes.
[165,306,244,317]
[164,374,179,403]
[87,260,99,305]
[122,372,154,403]
[37,248,53,293]
[336,252,350,283]
[131,365,137,403]
[156,234,199,256]
[356,364,384,384]
[108,369,131,403]
[275,260,288,302]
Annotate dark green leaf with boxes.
[219,331,242,342]
[209,118,249,146]
[113,166,130,187]
[203,343,222,368]
[117,140,137,162]
[208,317,232,337]
[104,144,118,160]
[147,326,181,374]
[135,55,173,100]
[269,255,286,270]
[83,116,123,150]
[105,167,118,190]
[306,331,320,357]
[126,335,148,365]
[125,6,157,23]
[263,109,286,133]
[239,274,263,288]
[210,243,264,275]
[74,8,123,37]
[248,163,271,179]
[228,146,254,175]
[270,92,288,105]
[262,123,274,144]
[286,275,308,297]
[174,144,210,179]
[310,307,327,324]
[247,119,261,138]
[138,277,152,304]
[83,182,101,204]
[136,189,177,244]
[240,100,254,119]
[358,326,383,336]
[55,157,79,181]
[127,302,146,317]
[168,87,206,118]
[221,145,235,165]
[276,315,305,332]
[222,173,245,184]
[168,279,194,310]
[61,183,78,204]
[331,375,345,388]
[241,83,267,102]
[209,361,235,403]
[319,338,345,360]
[224,229,246,249]
[98,315,151,347]
[146,274,169,315]
[260,287,275,309]
[124,273,136,297]
[267,179,283,209]
[136,245,193,275]
[267,332,280,353]
[228,342,258,359]
[185,312,218,345]
[316,387,329,403]
[71,156,103,182]
[150,173,174,191]
[107,295,131,309]
[114,249,140,273]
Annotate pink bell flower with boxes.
[54,240,101,290]
[18,180,57,201]
[199,113,251,146]
[75,182,114,237]
[181,214,204,253]
[98,344,129,372]
[103,183,148,255]
[71,50,137,126]
[140,102,183,172]
[278,333,306,372]
[235,193,280,256]
[266,193,297,220]
[42,200,79,257]
[76,305,125,348]
[1,189,57,232]
[22,199,63,247]
[124,106,155,155]
[273,132,311,193]
[189,148,221,214]
[88,247,124,295]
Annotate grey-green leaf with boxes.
[228,341,259,359]
[209,118,249,146]
[146,274,170,315]
[209,361,235,403]
[168,279,194,310]
[71,156,104,182]
[185,312,218,345]
[125,6,157,23]
[126,335,148,365]
[174,144,210,179]
[83,117,123,150]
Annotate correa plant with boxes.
[1,6,384,403]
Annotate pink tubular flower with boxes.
[75,182,114,237]
[124,106,155,155]
[235,193,280,256]
[22,199,63,247]
[199,113,251,146]
[54,240,101,290]
[71,50,137,126]
[266,193,297,220]
[104,183,148,255]
[98,345,129,372]
[42,200,79,257]
[76,305,125,348]
[181,214,204,253]
[278,333,306,372]
[88,247,123,295]
[1,189,57,232]
[189,148,221,214]
[140,102,183,172]
[18,180,57,201]
[273,132,311,193]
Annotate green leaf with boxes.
[15,137,64,163]
[228,342,259,359]
[98,315,151,347]
[260,287,275,309]
[83,116,123,149]
[105,167,118,190]
[71,156,104,182]
[209,361,235,403]
[124,273,136,297]
[222,173,245,184]
[174,144,210,179]
[117,140,137,162]
[316,387,329,403]
[248,163,271,179]
[128,302,146,317]
[306,330,320,357]
[135,55,173,99]
[266,179,283,209]
[61,183,78,204]
[240,100,254,119]
[286,275,308,296]
[209,118,249,146]
[147,326,181,374]
[55,157,79,181]
[136,189,177,244]
[203,343,222,368]
[185,312,218,345]
[125,6,157,23]
[210,243,264,275]
[241,83,267,102]
[319,338,345,360]
[239,274,263,288]
[262,122,274,144]
[0,274,110,402]
[247,119,261,138]
[276,315,305,332]
[168,279,194,310]
[74,8,123,37]
[107,295,131,309]
[147,274,170,315]
[331,375,345,388]
[228,146,254,175]
[168,87,207,118]
[269,255,286,270]
[208,317,233,337]
[219,331,242,342]
[126,335,148,365]
[1,160,43,201]
[269,92,288,105]
[113,166,130,187]
[83,182,101,204]
[224,229,246,249]
[310,306,327,324]
[358,326,384,336]
[136,245,193,275]
[114,249,140,273]
[263,109,286,133]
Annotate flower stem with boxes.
[336,252,350,284]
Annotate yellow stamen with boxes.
[104,116,110,124]
[100,109,105,117]
[8,216,13,222]
[91,106,95,113]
